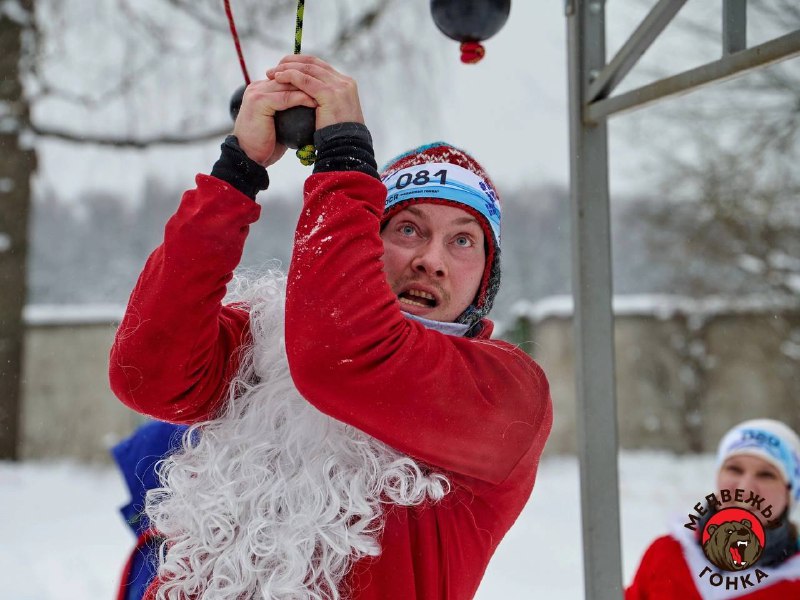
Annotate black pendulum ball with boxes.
[430,0,511,63]
[229,85,315,150]
[274,106,316,150]
[229,84,246,121]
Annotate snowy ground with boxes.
[1,451,720,599]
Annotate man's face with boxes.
[380,203,486,323]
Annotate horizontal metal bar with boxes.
[723,0,747,55]
[586,0,687,103]
[587,29,800,122]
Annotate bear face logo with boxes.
[702,509,764,571]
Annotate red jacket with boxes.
[627,527,800,599]
[110,171,553,599]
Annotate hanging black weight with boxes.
[430,0,510,42]
[274,106,316,150]
[229,86,315,150]
[229,84,246,121]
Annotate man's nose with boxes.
[411,242,446,278]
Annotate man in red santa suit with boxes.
[109,54,552,600]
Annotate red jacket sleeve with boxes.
[285,172,552,485]
[109,175,260,423]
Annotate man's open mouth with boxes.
[398,289,438,309]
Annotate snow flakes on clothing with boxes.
[146,270,448,600]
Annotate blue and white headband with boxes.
[381,162,501,245]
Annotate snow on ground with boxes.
[0,451,719,599]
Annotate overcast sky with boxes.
[33,2,575,204]
[33,1,797,204]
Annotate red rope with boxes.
[224,0,250,85]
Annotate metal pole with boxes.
[586,0,687,103]
[723,0,747,55]
[588,29,800,122]
[565,1,623,598]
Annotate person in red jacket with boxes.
[626,419,800,599]
[109,54,552,600]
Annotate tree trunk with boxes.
[0,0,36,460]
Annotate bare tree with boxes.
[1,0,35,460]
[613,4,800,446]
[28,0,434,147]
[623,3,800,301]
[1,0,434,460]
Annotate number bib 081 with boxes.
[382,162,501,243]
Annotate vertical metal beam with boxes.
[566,1,623,598]
[586,0,687,103]
[723,0,747,54]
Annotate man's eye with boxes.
[758,471,777,480]
[400,224,416,236]
[454,235,473,247]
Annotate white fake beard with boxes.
[146,269,449,600]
